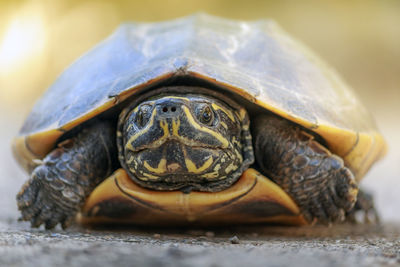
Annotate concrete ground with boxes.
[1,221,400,267]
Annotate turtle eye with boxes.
[197,105,215,126]
[135,105,152,128]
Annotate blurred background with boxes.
[0,0,399,222]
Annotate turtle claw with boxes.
[16,163,81,230]
[252,115,360,225]
[309,197,330,224]
[346,190,379,224]
[318,187,346,224]
[44,213,69,230]
[17,180,41,222]
[304,166,358,225]
[61,216,75,230]
[45,220,58,230]
[16,122,116,229]
[335,168,359,211]
[17,180,38,210]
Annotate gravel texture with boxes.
[1,222,400,267]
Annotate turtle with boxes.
[14,13,386,229]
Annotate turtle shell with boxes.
[13,13,386,182]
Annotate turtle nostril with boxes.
[159,103,180,116]
[161,106,177,113]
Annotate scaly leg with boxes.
[17,121,117,229]
[252,115,358,224]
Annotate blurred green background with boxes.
[0,0,399,221]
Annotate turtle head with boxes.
[117,91,254,192]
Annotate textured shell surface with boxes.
[19,13,376,136]
[14,13,385,179]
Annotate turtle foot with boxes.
[301,166,359,225]
[345,189,379,224]
[17,162,83,229]
[16,121,116,229]
[252,115,359,225]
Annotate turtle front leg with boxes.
[17,121,117,229]
[252,115,359,224]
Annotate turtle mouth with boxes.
[132,140,226,177]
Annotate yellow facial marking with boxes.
[232,136,238,145]
[126,155,135,164]
[220,121,228,129]
[213,164,221,171]
[201,171,220,179]
[125,108,157,151]
[141,172,159,180]
[126,123,135,132]
[211,103,235,122]
[163,96,190,101]
[182,106,229,148]
[159,120,169,137]
[172,119,181,137]
[235,150,243,163]
[238,108,247,121]
[225,163,238,173]
[144,159,167,174]
[185,157,213,174]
